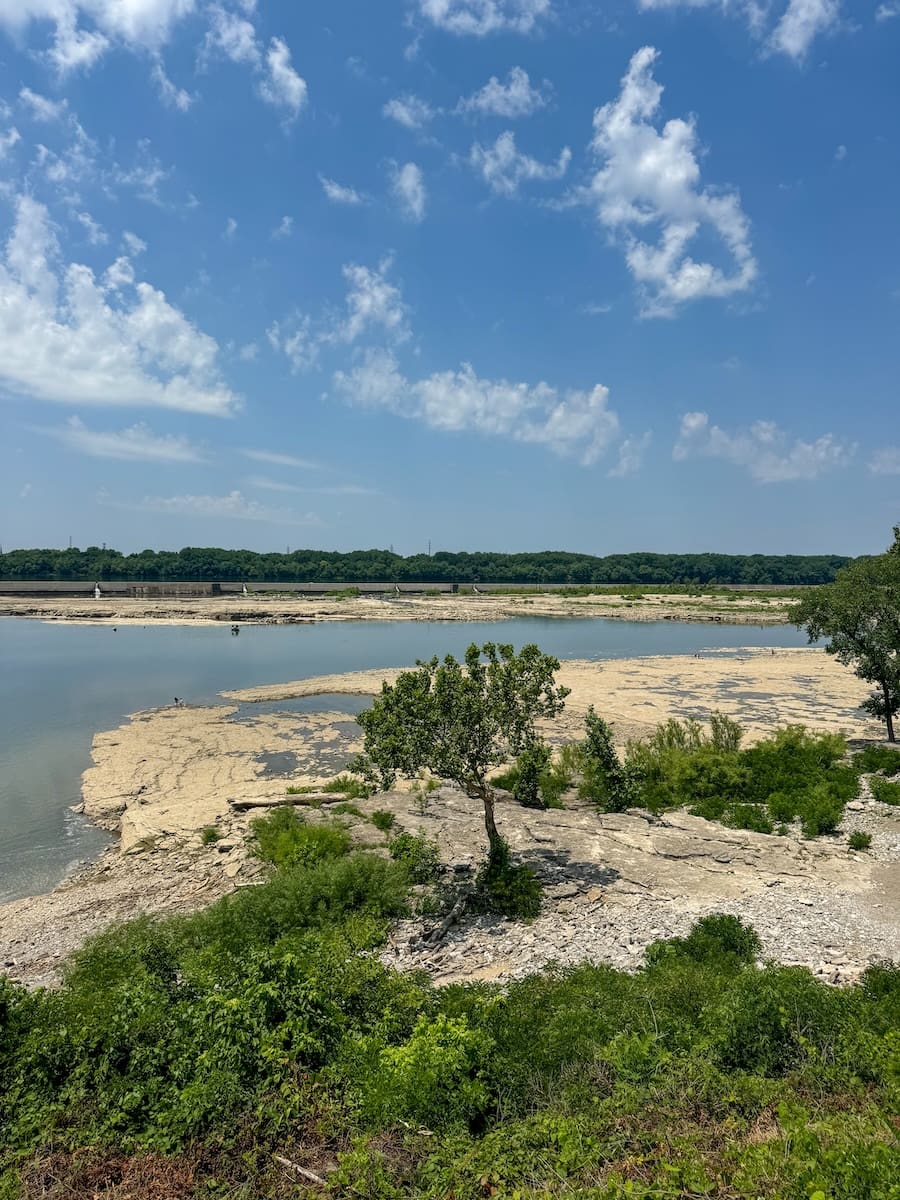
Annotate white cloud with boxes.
[0,126,20,159]
[121,489,320,524]
[152,59,194,110]
[19,87,68,122]
[242,449,321,469]
[470,130,570,196]
[0,0,199,74]
[383,94,436,129]
[272,214,293,238]
[0,194,239,416]
[332,348,620,465]
[20,482,33,499]
[246,475,377,496]
[224,216,238,239]
[416,0,551,36]
[267,314,318,372]
[203,3,261,66]
[608,431,651,477]
[636,0,840,61]
[876,1,900,19]
[32,414,207,461]
[75,210,107,244]
[834,143,847,162]
[319,176,366,205]
[238,341,258,360]
[869,447,900,475]
[268,258,411,371]
[259,37,307,117]
[456,66,549,118]
[390,161,427,222]
[331,259,411,345]
[673,411,854,482]
[586,46,756,317]
[769,0,840,59]
[122,230,147,255]
[579,301,613,315]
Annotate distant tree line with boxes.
[0,546,855,586]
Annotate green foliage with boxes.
[250,806,350,869]
[472,840,542,919]
[871,775,900,805]
[855,745,900,775]
[512,743,552,809]
[3,891,900,1198]
[794,529,900,742]
[849,830,873,851]
[624,719,858,838]
[355,642,569,864]
[199,826,221,845]
[371,809,396,832]
[578,706,639,812]
[389,832,441,883]
[0,545,853,586]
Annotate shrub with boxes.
[798,783,845,837]
[250,806,351,868]
[646,913,761,970]
[854,745,900,776]
[371,809,396,832]
[472,840,541,920]
[389,832,441,883]
[849,830,873,851]
[512,743,551,809]
[579,707,637,812]
[870,776,900,805]
[199,826,220,845]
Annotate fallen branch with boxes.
[422,890,471,948]
[273,1155,326,1186]
[231,793,336,810]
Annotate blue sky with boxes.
[0,0,897,557]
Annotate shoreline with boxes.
[0,589,795,628]
[2,646,896,990]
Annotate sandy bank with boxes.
[1,647,892,989]
[0,589,794,627]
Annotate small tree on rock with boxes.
[794,527,900,743]
[354,642,569,865]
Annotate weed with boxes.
[849,830,872,851]
[199,826,220,845]
[389,832,441,883]
[371,810,396,832]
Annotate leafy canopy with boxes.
[794,527,900,741]
[356,643,569,796]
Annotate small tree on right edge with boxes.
[793,527,900,743]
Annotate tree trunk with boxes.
[478,783,505,867]
[884,682,896,743]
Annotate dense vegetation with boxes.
[795,526,900,742]
[493,712,900,837]
[0,545,854,585]
[2,805,899,1199]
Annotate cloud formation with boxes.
[586,46,756,316]
[673,412,854,482]
[119,489,320,524]
[636,0,841,61]
[32,415,207,462]
[456,66,549,118]
[470,131,571,196]
[390,161,427,221]
[416,0,551,35]
[0,195,239,416]
[332,348,620,465]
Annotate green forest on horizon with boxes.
[0,546,855,586]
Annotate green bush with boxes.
[870,776,900,805]
[849,830,873,851]
[854,745,900,776]
[199,825,220,845]
[472,840,542,920]
[250,806,351,869]
[579,707,637,812]
[512,743,551,809]
[646,914,761,970]
[389,831,441,883]
[371,809,396,832]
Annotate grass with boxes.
[286,774,372,800]
[199,825,220,845]
[849,830,872,851]
[870,775,900,805]
[371,809,396,832]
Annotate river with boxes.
[0,616,812,902]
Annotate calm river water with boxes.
[0,616,811,903]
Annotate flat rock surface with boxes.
[1,648,894,989]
